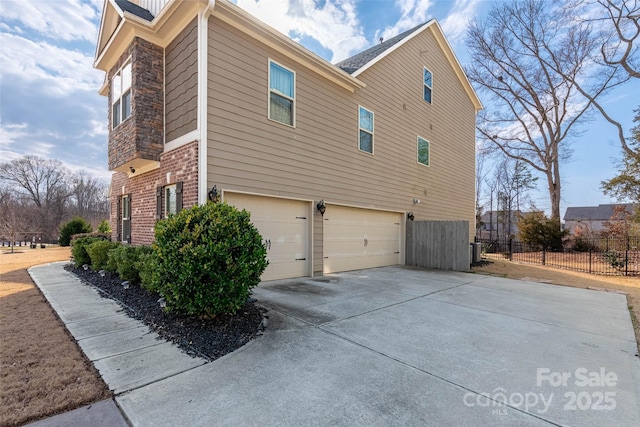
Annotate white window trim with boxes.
[267,59,296,128]
[423,66,433,105]
[417,136,430,167]
[112,57,132,129]
[358,105,374,155]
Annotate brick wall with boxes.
[110,141,199,245]
[108,37,164,171]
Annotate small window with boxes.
[120,194,131,243]
[269,61,295,126]
[358,106,374,154]
[165,185,177,217]
[417,136,430,166]
[423,67,432,104]
[112,61,132,128]
[156,182,183,219]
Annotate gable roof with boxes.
[114,0,154,21]
[336,23,426,74]
[336,20,482,112]
[564,204,635,221]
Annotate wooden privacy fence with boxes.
[406,221,470,271]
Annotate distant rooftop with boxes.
[335,22,428,74]
[564,203,635,221]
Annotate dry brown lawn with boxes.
[473,257,640,355]
[0,246,110,427]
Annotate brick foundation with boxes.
[110,141,199,245]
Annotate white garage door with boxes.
[323,205,402,274]
[224,193,309,281]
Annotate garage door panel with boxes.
[224,193,309,281]
[324,205,402,274]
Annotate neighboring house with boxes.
[94,0,482,280]
[563,203,635,235]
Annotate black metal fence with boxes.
[476,236,640,276]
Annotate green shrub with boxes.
[572,237,597,252]
[59,217,92,246]
[107,244,152,283]
[137,251,160,293]
[105,243,121,273]
[72,236,108,268]
[97,219,111,233]
[153,202,268,316]
[86,240,119,271]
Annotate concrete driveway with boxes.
[114,266,640,426]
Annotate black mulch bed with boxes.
[65,264,267,362]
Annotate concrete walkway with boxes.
[29,263,640,426]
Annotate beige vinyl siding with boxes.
[165,18,198,142]
[354,27,477,240]
[207,17,476,242]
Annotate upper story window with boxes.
[268,60,295,126]
[417,136,430,166]
[423,67,433,104]
[112,60,132,128]
[358,106,374,154]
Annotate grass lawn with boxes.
[0,246,110,427]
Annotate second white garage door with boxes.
[323,205,402,274]
[224,193,310,281]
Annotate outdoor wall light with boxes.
[413,198,421,204]
[129,166,136,174]
[407,212,415,221]
[208,185,219,202]
[317,200,326,216]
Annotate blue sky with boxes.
[0,0,637,218]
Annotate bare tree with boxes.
[594,0,640,78]
[69,171,110,227]
[495,157,538,239]
[0,186,29,252]
[466,0,626,221]
[0,156,71,240]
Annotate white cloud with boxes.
[0,122,56,159]
[0,0,99,42]
[377,0,434,42]
[440,0,482,45]
[0,32,103,96]
[236,0,368,62]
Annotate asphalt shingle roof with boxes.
[335,22,428,74]
[563,204,635,221]
[115,0,154,21]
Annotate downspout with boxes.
[197,0,216,204]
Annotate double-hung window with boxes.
[119,194,131,243]
[358,106,374,154]
[112,60,132,128]
[417,136,430,166]
[269,60,295,126]
[165,185,177,217]
[423,67,433,104]
[156,182,183,219]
